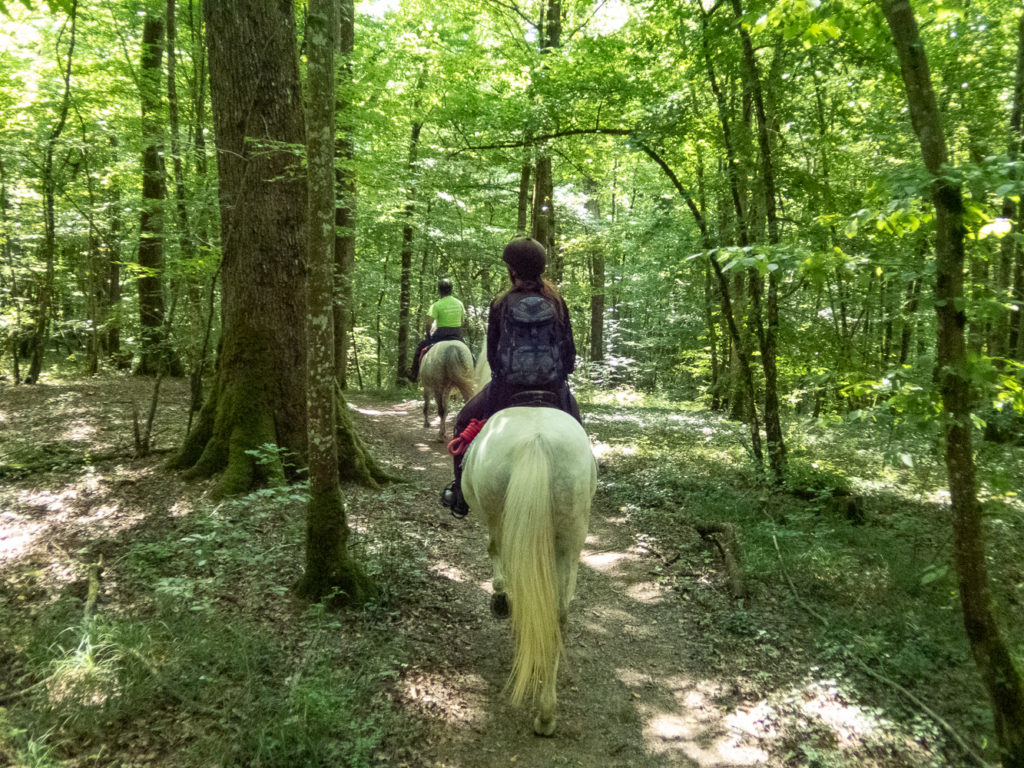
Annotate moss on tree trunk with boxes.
[294,484,376,604]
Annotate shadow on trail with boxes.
[352,395,773,768]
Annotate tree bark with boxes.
[531,0,561,281]
[516,160,532,234]
[135,12,178,377]
[396,116,423,384]
[172,0,312,497]
[26,0,77,384]
[334,0,357,388]
[1002,14,1024,361]
[731,0,786,479]
[882,3,1024,764]
[296,0,374,604]
[166,0,190,251]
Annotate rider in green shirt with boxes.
[411,278,465,382]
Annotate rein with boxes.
[448,418,487,456]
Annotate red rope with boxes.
[447,418,488,456]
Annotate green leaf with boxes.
[921,564,949,585]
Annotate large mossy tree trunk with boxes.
[173,0,388,499]
[882,2,1024,764]
[172,0,311,497]
[296,0,374,605]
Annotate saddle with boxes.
[509,389,558,408]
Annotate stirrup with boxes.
[441,482,469,519]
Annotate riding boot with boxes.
[440,458,469,518]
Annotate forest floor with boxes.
[0,374,1007,767]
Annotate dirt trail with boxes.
[1,381,932,767]
[348,395,770,768]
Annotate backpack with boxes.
[497,294,563,388]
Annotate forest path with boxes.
[347,393,769,768]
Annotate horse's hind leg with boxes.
[533,660,559,737]
[488,521,509,618]
[555,520,587,626]
[423,390,431,428]
[437,389,449,442]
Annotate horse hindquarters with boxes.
[464,408,595,736]
[501,433,563,736]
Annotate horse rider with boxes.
[411,277,466,383]
[442,236,582,518]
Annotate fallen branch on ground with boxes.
[694,521,749,605]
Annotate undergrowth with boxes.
[586,393,1024,765]
[0,486,403,768]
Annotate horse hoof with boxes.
[533,713,556,737]
[491,592,509,618]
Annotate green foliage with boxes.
[2,484,400,767]
[592,394,1019,759]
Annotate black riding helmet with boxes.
[502,237,546,279]
[438,277,453,296]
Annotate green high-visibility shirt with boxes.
[428,295,465,328]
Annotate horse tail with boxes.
[501,433,561,706]
[473,338,491,394]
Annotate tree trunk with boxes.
[882,3,1024,764]
[532,154,556,273]
[166,0,190,251]
[531,0,561,281]
[731,0,786,479]
[1,158,23,383]
[396,117,423,384]
[135,13,176,376]
[1001,14,1024,361]
[897,277,920,367]
[26,0,77,384]
[705,263,721,410]
[517,160,531,234]
[105,162,123,360]
[296,0,374,604]
[334,0,356,389]
[172,0,313,497]
[584,178,604,368]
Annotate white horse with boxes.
[419,340,475,441]
[460,342,596,736]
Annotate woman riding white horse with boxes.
[441,237,581,518]
[445,236,595,735]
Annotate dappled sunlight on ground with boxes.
[581,547,640,573]
[625,580,666,605]
[431,559,469,583]
[591,440,636,460]
[616,666,943,768]
[400,669,487,725]
[349,406,403,417]
[628,673,769,765]
[0,515,44,560]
